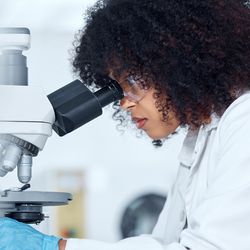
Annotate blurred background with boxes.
[0,0,185,242]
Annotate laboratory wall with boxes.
[0,0,185,242]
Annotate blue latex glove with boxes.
[0,217,60,250]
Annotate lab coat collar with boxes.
[177,128,199,168]
[178,114,220,167]
[203,113,220,132]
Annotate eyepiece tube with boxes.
[94,81,123,107]
[48,76,123,136]
[0,28,30,86]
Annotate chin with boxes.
[145,131,168,140]
[145,125,178,140]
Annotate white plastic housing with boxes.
[0,85,55,150]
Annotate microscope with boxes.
[0,27,123,224]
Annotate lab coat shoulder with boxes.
[206,91,250,196]
[180,92,250,250]
[218,91,250,144]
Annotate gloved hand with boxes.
[0,217,60,250]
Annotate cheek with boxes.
[143,104,179,138]
[146,118,179,139]
[144,100,164,122]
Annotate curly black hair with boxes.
[73,0,250,129]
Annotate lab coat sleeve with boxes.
[65,235,188,250]
[179,100,250,250]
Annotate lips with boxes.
[132,117,148,129]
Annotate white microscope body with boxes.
[0,28,55,183]
[0,27,123,186]
[0,27,122,224]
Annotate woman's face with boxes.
[111,73,180,140]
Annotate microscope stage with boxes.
[0,190,72,224]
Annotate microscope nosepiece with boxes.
[0,135,38,183]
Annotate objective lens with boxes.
[2,144,22,172]
[17,154,32,183]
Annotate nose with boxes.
[120,96,136,111]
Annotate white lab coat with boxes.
[66,91,250,250]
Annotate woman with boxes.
[1,0,250,249]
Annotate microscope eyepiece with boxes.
[0,28,30,86]
[48,76,124,136]
[94,78,123,107]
